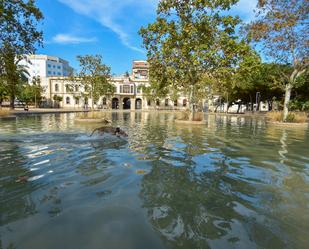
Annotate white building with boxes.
[19,54,73,82]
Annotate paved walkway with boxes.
[12,108,89,115]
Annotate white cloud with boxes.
[58,0,158,53]
[56,0,256,51]
[52,34,97,44]
[231,0,257,22]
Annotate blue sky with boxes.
[36,0,257,75]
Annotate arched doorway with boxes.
[136,98,142,110]
[112,98,119,109]
[123,97,131,109]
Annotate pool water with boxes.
[0,112,309,249]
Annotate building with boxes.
[19,54,73,82]
[41,60,190,110]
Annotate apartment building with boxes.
[19,54,73,82]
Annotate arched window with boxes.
[165,99,169,107]
[66,97,70,104]
[156,99,160,106]
[75,85,79,92]
[183,99,187,107]
[174,100,178,106]
[102,97,107,105]
[55,84,59,92]
[65,84,70,92]
[75,98,79,105]
[147,99,151,106]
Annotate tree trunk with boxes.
[214,104,219,113]
[189,85,195,121]
[268,100,272,111]
[283,83,292,122]
[10,94,15,110]
[237,103,241,113]
[250,95,253,113]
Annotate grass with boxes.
[0,109,11,117]
[267,111,308,123]
[178,111,204,121]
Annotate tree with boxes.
[0,0,43,109]
[0,75,8,108]
[53,95,63,108]
[18,77,43,106]
[247,0,308,121]
[139,0,253,120]
[31,76,42,107]
[76,55,114,110]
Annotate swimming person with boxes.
[90,126,128,137]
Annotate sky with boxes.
[36,0,257,75]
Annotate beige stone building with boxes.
[40,60,190,111]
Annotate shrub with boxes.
[267,111,308,123]
[0,109,11,117]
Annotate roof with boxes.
[132,61,149,69]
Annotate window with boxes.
[165,99,169,107]
[53,72,56,75]
[183,99,187,107]
[75,85,79,92]
[147,99,151,106]
[130,85,134,93]
[53,65,56,68]
[103,97,107,105]
[48,64,51,68]
[120,85,123,93]
[65,84,70,92]
[55,84,59,92]
[48,71,52,75]
[57,66,61,69]
[137,86,141,94]
[75,98,79,105]
[57,72,61,76]
[174,100,178,106]
[66,97,70,104]
[123,85,131,94]
[156,99,160,106]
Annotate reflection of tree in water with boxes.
[0,144,37,226]
[140,124,288,248]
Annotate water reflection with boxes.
[0,112,308,249]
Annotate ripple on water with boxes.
[0,113,309,249]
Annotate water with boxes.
[0,112,309,249]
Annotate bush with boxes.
[0,109,11,117]
[289,99,309,111]
[178,111,204,121]
[267,111,308,123]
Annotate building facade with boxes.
[19,54,73,82]
[36,57,268,112]
[41,60,190,111]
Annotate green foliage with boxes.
[139,0,255,114]
[0,0,43,109]
[53,95,63,102]
[17,77,43,105]
[75,55,114,109]
[247,0,308,120]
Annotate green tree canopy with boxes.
[247,0,309,121]
[139,0,256,118]
[76,55,114,110]
[0,0,43,109]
